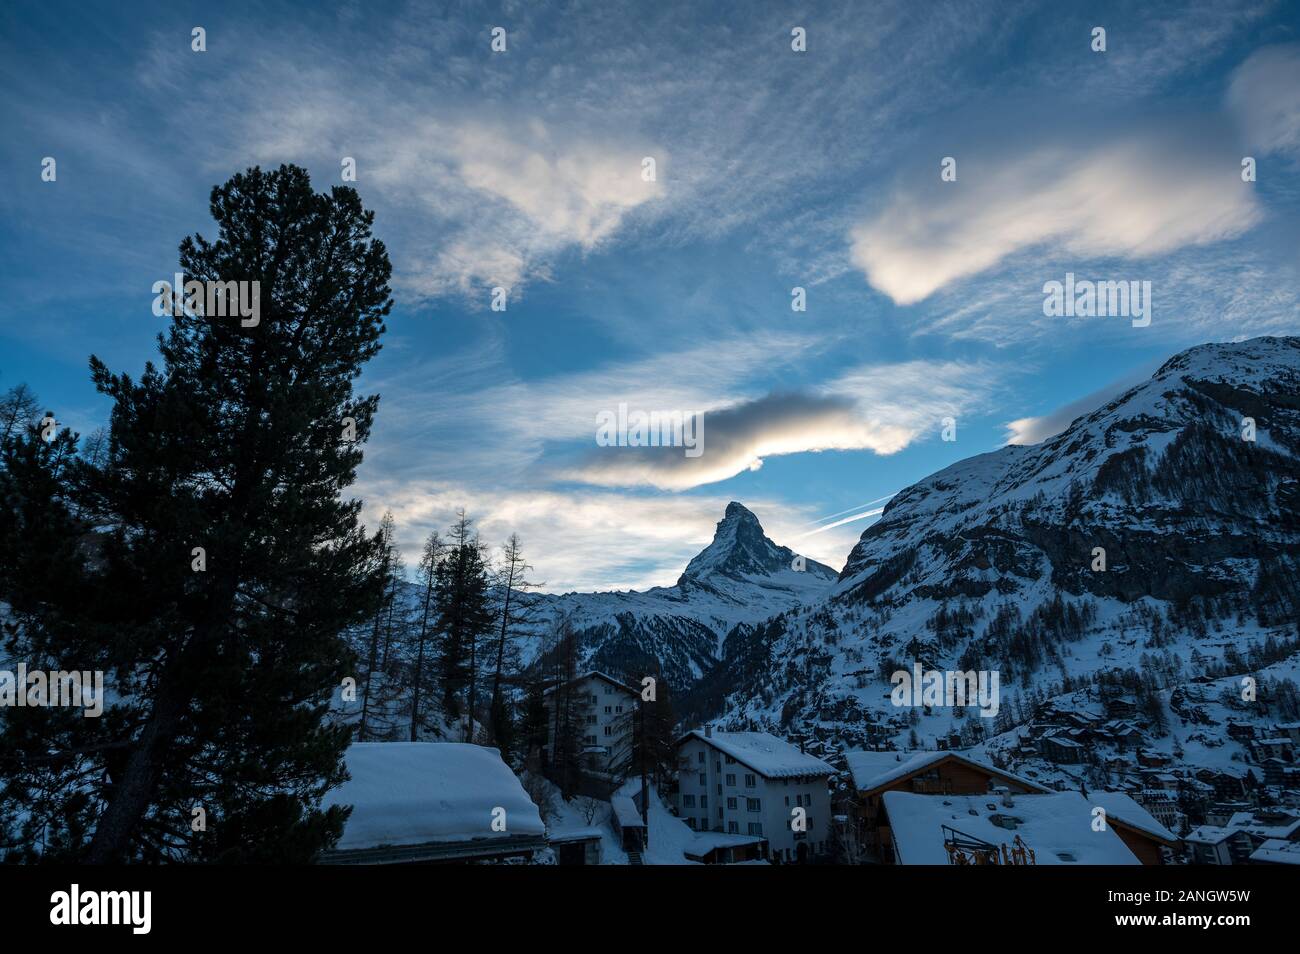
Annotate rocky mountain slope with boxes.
[687,336,1300,756]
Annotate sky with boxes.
[2,0,1299,592]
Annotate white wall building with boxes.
[543,671,638,777]
[675,727,834,863]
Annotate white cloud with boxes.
[1227,43,1300,158]
[566,359,999,490]
[850,135,1263,305]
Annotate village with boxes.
[315,670,1300,866]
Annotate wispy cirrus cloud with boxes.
[849,132,1262,306]
[1227,43,1300,159]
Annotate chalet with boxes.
[882,790,1140,865]
[543,671,639,779]
[1106,695,1138,720]
[1252,737,1295,763]
[1136,751,1171,769]
[1274,721,1300,745]
[1260,757,1288,786]
[1097,721,1145,750]
[1038,734,1085,764]
[1195,769,1246,802]
[844,750,1050,861]
[1226,720,1258,743]
[320,742,546,864]
[675,727,834,864]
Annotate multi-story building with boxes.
[542,671,638,777]
[675,727,834,863]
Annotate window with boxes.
[701,795,708,809]
[726,755,736,765]
[586,714,596,725]
[744,774,756,788]
[716,784,722,795]
[585,735,596,745]
[747,798,761,813]
[715,761,721,772]
[604,725,612,736]
[700,818,708,830]
[698,772,706,786]
[616,705,623,713]
[726,797,737,810]
[725,774,736,787]
[682,794,695,807]
[727,821,739,834]
[604,705,612,714]
[698,752,705,764]
[718,807,723,820]
[747,823,763,836]
[784,796,790,806]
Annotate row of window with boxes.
[685,818,765,836]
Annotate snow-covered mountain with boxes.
[688,336,1300,765]
[526,502,838,692]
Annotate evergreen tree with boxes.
[434,511,492,735]
[634,675,680,788]
[0,164,392,862]
[408,529,444,741]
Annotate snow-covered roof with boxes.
[612,795,645,829]
[323,742,545,851]
[1249,838,1300,865]
[843,750,1049,795]
[543,670,638,697]
[883,791,1140,865]
[680,730,834,779]
[689,831,767,851]
[1186,825,1241,845]
[1088,792,1177,843]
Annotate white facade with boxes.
[675,730,834,862]
[543,672,638,776]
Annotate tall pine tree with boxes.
[0,164,392,862]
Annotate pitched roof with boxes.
[678,730,834,779]
[844,750,1050,796]
[1088,792,1178,844]
[1249,838,1300,865]
[323,742,545,851]
[882,791,1139,865]
[543,670,639,697]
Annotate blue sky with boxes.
[2,0,1299,591]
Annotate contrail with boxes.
[799,506,887,537]
[803,493,896,527]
